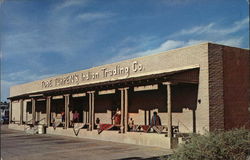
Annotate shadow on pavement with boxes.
[115,155,171,160]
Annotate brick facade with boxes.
[208,44,250,131]
[208,44,225,131]
[9,43,249,135]
[223,47,250,129]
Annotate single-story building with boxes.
[8,42,250,148]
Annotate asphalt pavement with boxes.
[1,125,172,160]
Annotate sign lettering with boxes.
[41,61,144,88]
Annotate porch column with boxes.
[91,92,95,131]
[88,91,95,131]
[124,88,129,133]
[119,89,124,133]
[64,94,70,129]
[119,87,129,133]
[46,96,51,126]
[31,98,36,125]
[9,100,12,124]
[88,92,92,130]
[20,99,23,125]
[163,82,172,138]
[86,110,89,124]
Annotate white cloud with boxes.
[2,28,93,58]
[215,17,249,35]
[1,70,56,101]
[172,17,249,37]
[77,12,114,21]
[102,40,198,64]
[0,50,3,60]
[103,17,248,64]
[2,8,113,59]
[102,36,244,65]
[6,70,56,83]
[217,37,243,47]
[1,80,16,101]
[177,23,215,36]
[3,31,47,56]
[55,0,87,11]
[159,0,204,6]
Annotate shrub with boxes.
[168,128,250,160]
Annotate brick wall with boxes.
[208,44,225,131]
[208,44,250,131]
[223,47,250,129]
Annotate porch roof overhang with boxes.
[8,66,199,100]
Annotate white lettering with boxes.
[42,62,145,88]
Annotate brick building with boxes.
[8,42,250,148]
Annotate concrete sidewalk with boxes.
[1,125,172,160]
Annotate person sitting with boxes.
[61,111,65,122]
[150,112,165,133]
[112,108,121,125]
[61,111,65,128]
[52,113,61,130]
[73,110,79,123]
[151,112,161,126]
[52,113,56,129]
[128,118,135,131]
[96,117,100,129]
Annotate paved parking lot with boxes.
[1,125,172,160]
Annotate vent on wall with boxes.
[52,95,63,99]
[134,84,158,92]
[72,93,86,97]
[98,89,116,95]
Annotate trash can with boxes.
[38,124,44,134]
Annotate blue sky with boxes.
[1,0,249,101]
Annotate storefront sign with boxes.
[42,61,144,88]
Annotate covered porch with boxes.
[9,67,199,148]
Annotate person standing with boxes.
[73,110,79,123]
[96,117,100,129]
[128,118,135,131]
[112,108,121,125]
[151,112,161,126]
[61,111,65,122]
